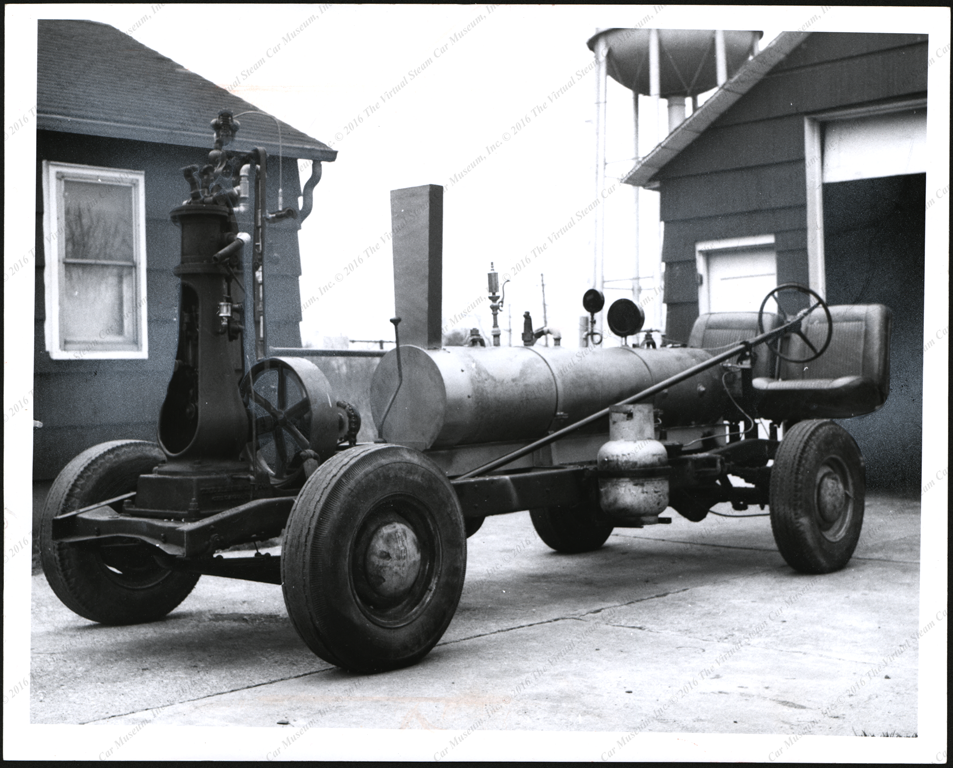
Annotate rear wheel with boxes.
[464,516,485,538]
[530,504,613,553]
[40,441,200,624]
[281,444,466,672]
[770,420,865,573]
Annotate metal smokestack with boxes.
[389,184,443,349]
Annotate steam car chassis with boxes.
[41,112,890,673]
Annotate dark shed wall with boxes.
[658,32,928,344]
[34,131,305,479]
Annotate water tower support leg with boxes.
[715,30,727,86]
[593,33,609,339]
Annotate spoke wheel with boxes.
[40,441,200,625]
[770,420,865,573]
[530,504,613,553]
[241,357,338,486]
[281,444,466,672]
[757,283,833,363]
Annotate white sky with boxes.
[11,5,786,349]
[7,6,944,349]
[3,4,949,762]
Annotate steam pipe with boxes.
[632,91,640,309]
[379,317,404,436]
[534,326,562,346]
[252,148,268,361]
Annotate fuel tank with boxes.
[369,345,726,451]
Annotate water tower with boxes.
[586,28,762,338]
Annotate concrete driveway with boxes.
[26,492,939,761]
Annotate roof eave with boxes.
[37,114,338,163]
[623,31,810,188]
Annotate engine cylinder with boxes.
[158,203,247,460]
[369,344,725,451]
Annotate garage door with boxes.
[823,109,927,183]
[696,237,777,314]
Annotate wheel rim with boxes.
[814,456,855,542]
[350,495,439,628]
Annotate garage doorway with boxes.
[823,174,925,493]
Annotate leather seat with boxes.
[753,304,892,421]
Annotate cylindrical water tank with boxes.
[369,345,726,450]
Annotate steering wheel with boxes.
[757,283,833,364]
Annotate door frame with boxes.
[803,97,927,300]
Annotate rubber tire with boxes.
[281,444,467,672]
[40,440,200,625]
[529,504,613,553]
[770,420,865,574]
[464,516,485,538]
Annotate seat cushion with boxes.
[688,311,781,379]
[753,304,892,421]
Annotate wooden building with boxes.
[34,20,336,479]
[625,32,928,491]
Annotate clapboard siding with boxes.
[659,161,805,222]
[661,208,807,258]
[777,33,928,71]
[661,116,805,180]
[663,301,701,347]
[34,131,308,478]
[36,373,171,428]
[716,40,927,128]
[35,424,161,479]
[660,260,699,305]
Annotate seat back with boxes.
[777,304,892,403]
[688,311,781,379]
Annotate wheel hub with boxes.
[816,467,846,525]
[363,522,422,600]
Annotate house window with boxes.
[43,162,148,359]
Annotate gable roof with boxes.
[623,31,808,188]
[37,20,336,162]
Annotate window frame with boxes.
[42,161,149,360]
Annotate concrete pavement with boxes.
[27,492,936,760]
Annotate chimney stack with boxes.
[389,184,443,348]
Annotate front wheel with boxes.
[770,420,865,573]
[281,444,467,672]
[40,441,200,624]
